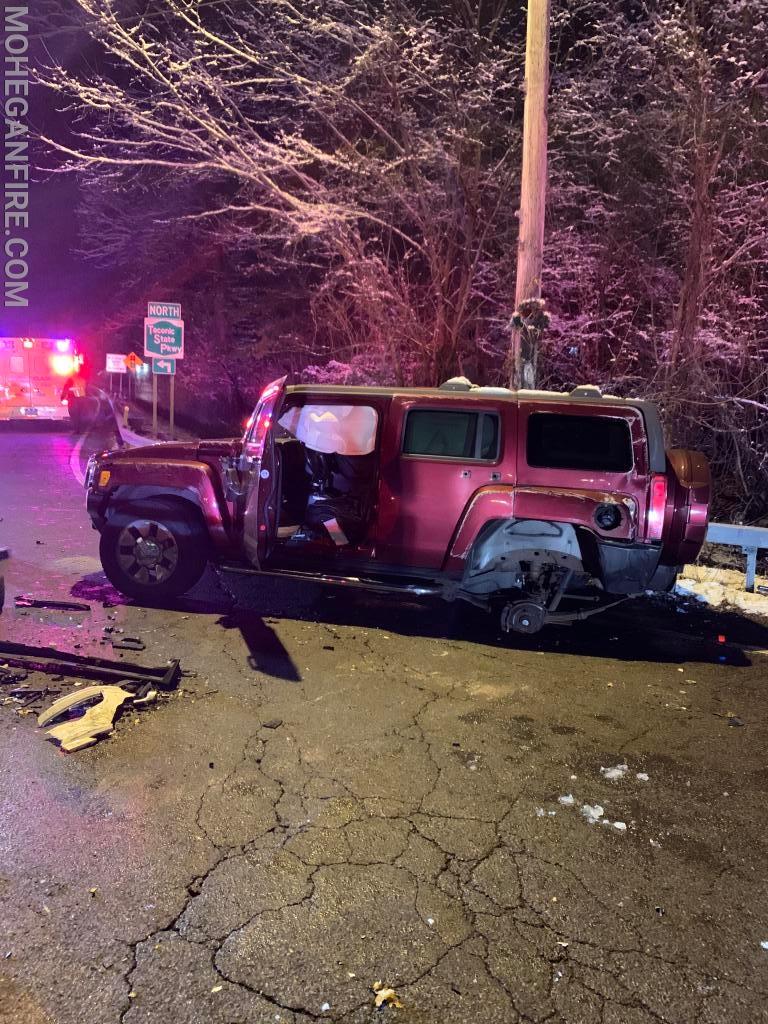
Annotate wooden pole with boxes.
[509,0,550,390]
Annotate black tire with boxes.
[99,501,209,601]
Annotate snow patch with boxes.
[581,803,604,824]
[675,565,768,619]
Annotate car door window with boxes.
[403,409,500,461]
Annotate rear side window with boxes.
[527,412,633,472]
[404,409,500,461]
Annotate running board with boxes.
[216,562,442,597]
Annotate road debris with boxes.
[111,637,146,652]
[262,718,283,729]
[38,685,135,752]
[5,686,61,710]
[373,982,403,1009]
[0,666,27,685]
[536,807,556,817]
[760,941,768,950]
[558,794,575,806]
[636,772,650,781]
[600,763,629,781]
[0,641,181,690]
[13,595,91,612]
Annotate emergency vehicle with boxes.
[0,337,83,423]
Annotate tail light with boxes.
[647,474,668,541]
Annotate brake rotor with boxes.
[501,601,547,635]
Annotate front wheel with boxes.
[99,505,208,601]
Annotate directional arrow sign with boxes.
[144,317,184,359]
[152,357,176,376]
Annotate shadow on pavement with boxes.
[216,609,302,681]
[68,563,768,671]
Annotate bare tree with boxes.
[41,0,522,384]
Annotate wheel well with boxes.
[105,494,207,541]
[461,518,585,596]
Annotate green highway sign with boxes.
[144,317,184,359]
[152,357,176,376]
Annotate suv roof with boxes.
[287,383,631,400]
[284,382,667,472]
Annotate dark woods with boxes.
[40,0,768,518]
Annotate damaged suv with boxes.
[85,378,710,633]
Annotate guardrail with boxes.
[107,394,154,448]
[705,522,768,592]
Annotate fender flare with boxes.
[105,480,232,552]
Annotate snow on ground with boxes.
[675,563,768,619]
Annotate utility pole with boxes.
[509,0,551,390]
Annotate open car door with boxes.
[242,376,287,567]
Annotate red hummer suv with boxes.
[84,378,710,633]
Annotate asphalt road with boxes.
[1,426,768,1024]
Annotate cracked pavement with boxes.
[2,427,768,1024]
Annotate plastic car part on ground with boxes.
[38,685,138,752]
[14,595,91,612]
[0,641,181,690]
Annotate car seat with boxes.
[304,448,376,545]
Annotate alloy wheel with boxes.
[116,520,180,586]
